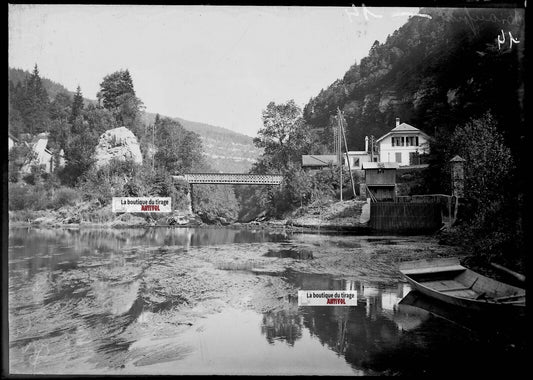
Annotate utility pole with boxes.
[336,113,343,201]
[369,135,375,162]
[338,108,357,199]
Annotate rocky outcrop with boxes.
[93,127,143,169]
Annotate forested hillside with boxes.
[304,8,525,158]
[244,7,525,269]
[9,67,261,173]
[142,113,262,173]
[8,65,242,223]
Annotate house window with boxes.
[353,158,360,167]
[392,137,405,147]
[415,136,419,146]
[395,152,402,163]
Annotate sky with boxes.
[9,5,419,137]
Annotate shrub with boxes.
[77,158,147,205]
[8,183,35,210]
[193,184,239,221]
[79,205,114,224]
[8,183,54,210]
[123,180,144,197]
[49,187,80,210]
[22,164,47,185]
[149,172,190,212]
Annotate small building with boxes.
[361,162,398,201]
[20,133,64,174]
[344,151,372,169]
[8,132,18,151]
[301,155,339,171]
[376,118,431,166]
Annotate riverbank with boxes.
[8,199,370,232]
[8,200,526,286]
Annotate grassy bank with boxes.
[8,199,203,228]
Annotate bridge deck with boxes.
[173,173,283,185]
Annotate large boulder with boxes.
[94,127,143,169]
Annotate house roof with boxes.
[33,138,52,159]
[391,122,419,132]
[8,132,19,142]
[31,132,50,144]
[449,155,466,162]
[376,122,431,143]
[301,155,338,167]
[362,162,399,170]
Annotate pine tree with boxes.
[120,70,135,96]
[98,69,136,110]
[70,85,84,124]
[20,64,50,134]
[97,69,142,132]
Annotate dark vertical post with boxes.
[336,112,343,201]
[338,108,357,199]
[450,155,465,197]
[449,155,465,224]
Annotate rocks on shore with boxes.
[10,197,371,231]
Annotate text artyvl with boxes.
[298,290,358,306]
[112,197,172,213]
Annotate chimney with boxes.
[396,117,400,127]
[365,136,369,152]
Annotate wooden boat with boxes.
[399,290,527,342]
[399,257,526,316]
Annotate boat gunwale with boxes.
[401,270,526,308]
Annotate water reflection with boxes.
[8,228,526,376]
[271,270,424,372]
[267,269,526,376]
[261,310,303,346]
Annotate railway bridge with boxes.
[172,173,283,185]
[172,173,283,213]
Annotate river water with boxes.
[7,227,526,376]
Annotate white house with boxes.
[376,118,430,166]
[20,133,65,174]
[8,132,18,151]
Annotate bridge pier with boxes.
[187,185,194,214]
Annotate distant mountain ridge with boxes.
[8,67,261,172]
[141,112,262,173]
